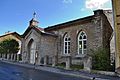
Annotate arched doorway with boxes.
[28,39,36,64]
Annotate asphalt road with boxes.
[0,61,88,80]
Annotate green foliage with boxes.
[0,39,19,54]
[56,62,66,68]
[70,64,83,70]
[91,48,112,71]
[57,62,83,70]
[18,54,22,61]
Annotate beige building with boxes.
[112,0,120,73]
[0,32,22,61]
[21,9,113,70]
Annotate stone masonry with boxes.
[20,9,113,71]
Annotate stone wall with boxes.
[45,10,113,70]
[102,12,113,52]
[22,29,41,64]
[22,27,57,65]
[21,10,113,70]
[40,34,57,64]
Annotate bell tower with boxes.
[29,12,39,27]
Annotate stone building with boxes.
[104,10,115,64]
[0,32,22,61]
[21,9,113,70]
[21,16,57,65]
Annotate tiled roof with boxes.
[0,32,21,40]
[22,26,57,37]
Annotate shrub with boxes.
[70,64,83,70]
[91,48,114,71]
[56,62,66,68]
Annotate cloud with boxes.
[85,0,109,10]
[62,0,72,4]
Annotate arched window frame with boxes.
[64,34,70,54]
[78,31,87,54]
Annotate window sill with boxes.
[75,54,86,58]
[61,54,71,58]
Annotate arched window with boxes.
[64,34,70,54]
[78,31,87,54]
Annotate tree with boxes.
[91,48,113,71]
[0,39,19,54]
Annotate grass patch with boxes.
[56,63,84,70]
[56,63,66,68]
[70,64,83,70]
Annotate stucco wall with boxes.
[112,0,120,70]
[0,33,21,55]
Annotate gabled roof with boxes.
[23,9,112,38]
[0,32,21,40]
[45,9,113,31]
[45,15,94,31]
[22,26,57,38]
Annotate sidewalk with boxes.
[1,60,120,80]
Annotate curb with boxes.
[0,60,93,79]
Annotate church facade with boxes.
[21,9,113,70]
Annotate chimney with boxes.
[94,9,104,15]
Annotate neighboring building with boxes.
[112,0,120,73]
[104,10,115,64]
[0,32,22,61]
[21,9,113,70]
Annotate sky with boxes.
[0,0,112,35]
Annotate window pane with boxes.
[83,35,86,39]
[65,46,67,49]
[79,41,82,49]
[84,50,87,54]
[68,45,70,49]
[68,42,70,45]
[79,41,82,44]
[65,38,67,41]
[84,41,86,44]
[79,49,82,54]
[79,44,82,49]
[68,37,70,41]
[65,50,67,53]
[84,45,87,49]
[79,36,82,39]
[68,49,70,53]
[81,32,84,36]
[65,42,67,45]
